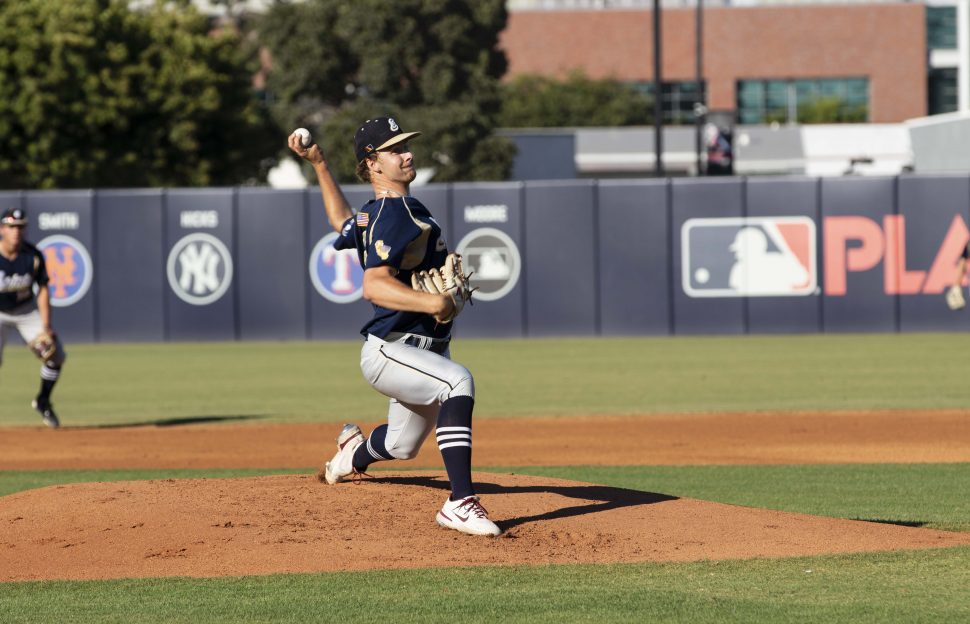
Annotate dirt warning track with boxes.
[1,410,968,471]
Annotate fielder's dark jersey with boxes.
[333,195,449,339]
[0,242,48,312]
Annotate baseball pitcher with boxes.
[288,118,499,537]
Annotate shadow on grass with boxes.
[78,415,268,429]
[856,518,928,528]
[369,474,677,532]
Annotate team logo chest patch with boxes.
[375,240,391,260]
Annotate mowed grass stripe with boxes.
[3,463,968,532]
[1,549,969,624]
[3,333,970,426]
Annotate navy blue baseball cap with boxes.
[1,208,27,226]
[354,117,421,162]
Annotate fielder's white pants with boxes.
[359,333,475,460]
[0,304,66,368]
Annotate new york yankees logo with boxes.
[167,233,234,305]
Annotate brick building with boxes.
[501,1,953,125]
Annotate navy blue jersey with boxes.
[0,242,48,312]
[334,195,449,339]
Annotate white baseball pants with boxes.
[359,333,475,460]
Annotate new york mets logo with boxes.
[36,235,93,307]
[682,217,817,297]
[309,232,364,303]
[167,233,234,305]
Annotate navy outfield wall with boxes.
[6,174,970,343]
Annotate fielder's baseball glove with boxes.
[411,253,476,323]
[946,284,966,311]
[28,330,57,362]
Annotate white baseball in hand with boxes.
[293,128,312,147]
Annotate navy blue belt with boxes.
[400,334,450,355]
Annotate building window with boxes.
[928,67,958,115]
[629,81,705,125]
[927,6,957,50]
[736,78,869,124]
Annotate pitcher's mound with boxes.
[2,471,967,581]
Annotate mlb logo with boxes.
[681,217,817,297]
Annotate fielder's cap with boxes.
[354,117,421,163]
[1,208,27,226]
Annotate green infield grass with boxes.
[2,333,970,426]
[1,548,968,623]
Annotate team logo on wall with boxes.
[35,235,93,307]
[309,232,364,303]
[167,233,233,305]
[682,217,817,297]
[454,227,521,302]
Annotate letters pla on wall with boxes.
[824,214,968,296]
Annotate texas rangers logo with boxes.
[682,217,817,297]
[454,228,521,301]
[167,233,233,305]
[36,235,93,307]
[310,232,364,303]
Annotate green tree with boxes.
[256,0,515,183]
[0,0,277,189]
[253,0,356,132]
[499,72,654,128]
[797,97,868,124]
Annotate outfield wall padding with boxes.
[5,175,970,342]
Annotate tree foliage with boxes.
[796,97,868,124]
[256,0,515,183]
[0,0,277,189]
[499,72,654,128]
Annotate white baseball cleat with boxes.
[436,495,502,536]
[323,423,365,484]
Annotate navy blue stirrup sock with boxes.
[352,424,392,471]
[436,396,475,500]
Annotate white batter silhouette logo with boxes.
[167,233,233,305]
[455,228,521,301]
[682,217,816,297]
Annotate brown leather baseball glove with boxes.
[411,253,476,324]
[28,330,57,362]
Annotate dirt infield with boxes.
[1,410,968,581]
[2,410,969,470]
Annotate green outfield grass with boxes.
[2,333,970,426]
[2,334,968,622]
[2,549,968,624]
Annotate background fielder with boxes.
[0,208,67,428]
[288,117,501,537]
